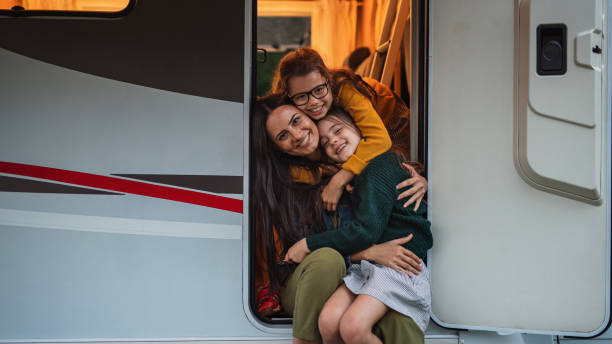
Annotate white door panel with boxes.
[430,0,609,336]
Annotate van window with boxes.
[258,16,311,49]
[257,16,311,96]
[0,0,130,13]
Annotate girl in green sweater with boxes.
[285,108,433,344]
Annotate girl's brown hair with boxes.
[321,107,362,138]
[271,47,377,105]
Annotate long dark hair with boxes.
[271,47,377,105]
[251,94,327,290]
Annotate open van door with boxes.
[429,0,610,336]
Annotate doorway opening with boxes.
[249,0,429,324]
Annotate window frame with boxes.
[0,0,134,18]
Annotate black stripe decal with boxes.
[0,0,245,103]
[113,174,243,194]
[0,176,122,195]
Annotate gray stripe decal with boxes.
[113,174,243,194]
[0,208,242,240]
[0,176,122,195]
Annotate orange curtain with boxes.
[312,0,359,68]
[22,0,75,10]
[355,0,392,53]
[0,0,23,9]
[4,0,127,11]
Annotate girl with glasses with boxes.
[271,47,424,213]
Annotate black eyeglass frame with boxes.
[289,82,329,106]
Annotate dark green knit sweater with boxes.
[307,151,433,259]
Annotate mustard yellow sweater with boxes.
[335,78,392,175]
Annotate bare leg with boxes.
[339,295,389,344]
[318,285,356,344]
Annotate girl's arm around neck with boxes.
[321,168,354,211]
[336,82,391,175]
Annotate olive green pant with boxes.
[280,247,424,343]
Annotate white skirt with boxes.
[343,260,431,332]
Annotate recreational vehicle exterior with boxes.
[0,0,610,343]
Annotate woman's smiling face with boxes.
[265,104,320,157]
[287,71,333,120]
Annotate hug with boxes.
[252,47,433,344]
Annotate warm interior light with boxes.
[0,0,130,12]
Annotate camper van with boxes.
[0,0,610,343]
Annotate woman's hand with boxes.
[284,238,311,264]
[322,169,355,211]
[396,163,428,211]
[350,235,422,277]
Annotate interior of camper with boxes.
[256,0,424,138]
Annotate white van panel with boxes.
[0,49,243,176]
[516,0,604,203]
[0,33,258,340]
[0,226,241,339]
[429,0,609,336]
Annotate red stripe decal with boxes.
[0,161,243,214]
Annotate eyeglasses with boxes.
[289,82,329,106]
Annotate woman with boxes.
[252,94,427,344]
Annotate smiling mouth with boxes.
[308,105,323,115]
[335,143,346,155]
[297,133,310,148]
